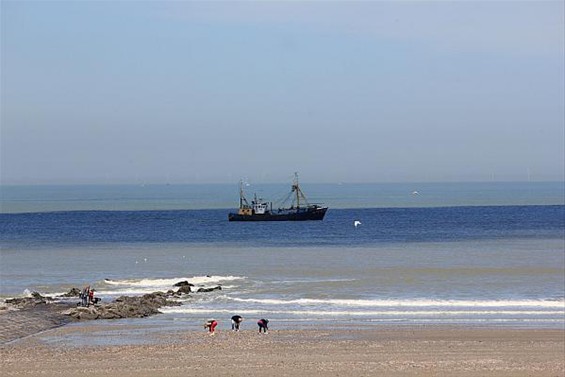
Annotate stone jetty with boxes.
[0,281,222,344]
[62,292,182,320]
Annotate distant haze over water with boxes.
[1,181,563,213]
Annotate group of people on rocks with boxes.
[204,316,269,335]
[79,285,99,307]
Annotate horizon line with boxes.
[1,180,564,187]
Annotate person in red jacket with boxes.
[88,289,95,306]
[204,319,218,335]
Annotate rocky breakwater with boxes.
[0,281,222,343]
[3,291,54,310]
[62,292,182,320]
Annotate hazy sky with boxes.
[1,1,563,185]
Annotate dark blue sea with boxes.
[1,205,563,246]
[1,182,564,336]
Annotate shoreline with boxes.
[2,296,564,344]
[1,323,563,377]
[3,302,563,347]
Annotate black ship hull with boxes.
[228,207,327,222]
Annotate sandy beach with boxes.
[1,322,563,377]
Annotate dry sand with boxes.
[1,324,563,377]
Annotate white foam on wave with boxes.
[160,307,564,317]
[95,288,178,296]
[272,278,358,284]
[228,297,565,309]
[103,275,246,288]
[89,275,246,297]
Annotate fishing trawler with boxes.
[228,174,328,221]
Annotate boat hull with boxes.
[228,207,327,222]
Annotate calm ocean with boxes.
[1,182,564,333]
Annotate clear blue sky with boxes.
[1,1,563,184]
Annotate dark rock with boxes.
[196,285,222,293]
[5,292,52,309]
[176,285,192,295]
[63,306,99,320]
[63,291,180,320]
[173,281,194,287]
[58,288,81,297]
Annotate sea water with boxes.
[0,182,564,336]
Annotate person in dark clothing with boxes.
[80,285,90,307]
[257,318,269,334]
[231,315,244,331]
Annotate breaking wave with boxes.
[227,297,565,309]
[94,275,246,296]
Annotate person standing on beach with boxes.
[257,318,269,334]
[231,315,244,331]
[204,319,218,335]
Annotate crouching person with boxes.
[231,315,244,331]
[257,318,269,334]
[204,319,218,336]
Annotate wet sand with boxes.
[1,324,563,377]
[0,304,75,344]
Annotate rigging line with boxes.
[275,191,294,208]
[271,183,298,207]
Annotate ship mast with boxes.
[239,180,249,209]
[240,180,243,208]
[292,172,308,209]
[291,172,298,208]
